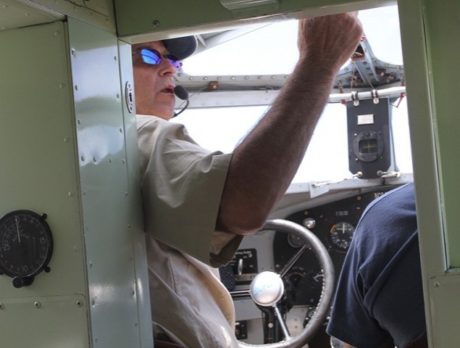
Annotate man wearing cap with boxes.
[133,13,363,347]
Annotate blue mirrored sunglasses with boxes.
[139,48,182,69]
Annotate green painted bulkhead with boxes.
[0,0,459,347]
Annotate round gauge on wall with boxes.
[0,210,53,288]
[328,221,355,252]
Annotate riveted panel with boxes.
[421,0,460,267]
[0,21,90,347]
[0,0,62,31]
[118,39,154,347]
[429,274,460,347]
[68,17,152,348]
[0,295,89,348]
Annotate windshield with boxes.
[172,5,412,184]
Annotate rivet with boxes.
[113,56,117,61]
[71,48,76,56]
[64,137,69,143]
[76,300,82,307]
[434,281,440,288]
[116,93,120,99]
[68,192,73,197]
[81,155,85,162]
[74,85,78,91]
[152,19,160,27]
[122,159,126,164]
[34,301,41,308]
[119,128,123,133]
[0,303,4,310]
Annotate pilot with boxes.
[327,183,428,348]
[133,13,363,347]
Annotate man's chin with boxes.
[153,108,174,120]
[150,99,175,119]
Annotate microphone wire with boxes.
[173,85,189,118]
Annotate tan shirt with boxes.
[137,115,242,347]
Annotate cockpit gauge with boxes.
[287,233,306,249]
[0,210,53,288]
[328,221,355,252]
[287,218,316,249]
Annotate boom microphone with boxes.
[173,85,189,117]
[174,85,189,100]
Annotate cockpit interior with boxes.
[1,0,459,347]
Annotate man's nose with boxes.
[159,59,177,76]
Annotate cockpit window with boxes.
[182,6,402,75]
[173,100,412,183]
[173,4,412,184]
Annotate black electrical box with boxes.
[347,98,397,179]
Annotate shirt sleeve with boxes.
[136,115,242,266]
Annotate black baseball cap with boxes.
[162,36,197,60]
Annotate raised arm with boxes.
[217,13,363,235]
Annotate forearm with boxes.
[217,13,362,235]
[218,58,336,234]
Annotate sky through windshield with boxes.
[173,5,412,183]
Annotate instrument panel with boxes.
[223,186,397,346]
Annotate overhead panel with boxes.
[0,0,115,32]
[0,0,62,31]
[114,0,377,43]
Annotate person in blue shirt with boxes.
[327,183,427,348]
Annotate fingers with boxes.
[348,11,358,18]
[297,12,363,71]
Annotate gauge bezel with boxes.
[0,210,53,285]
[328,221,354,252]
